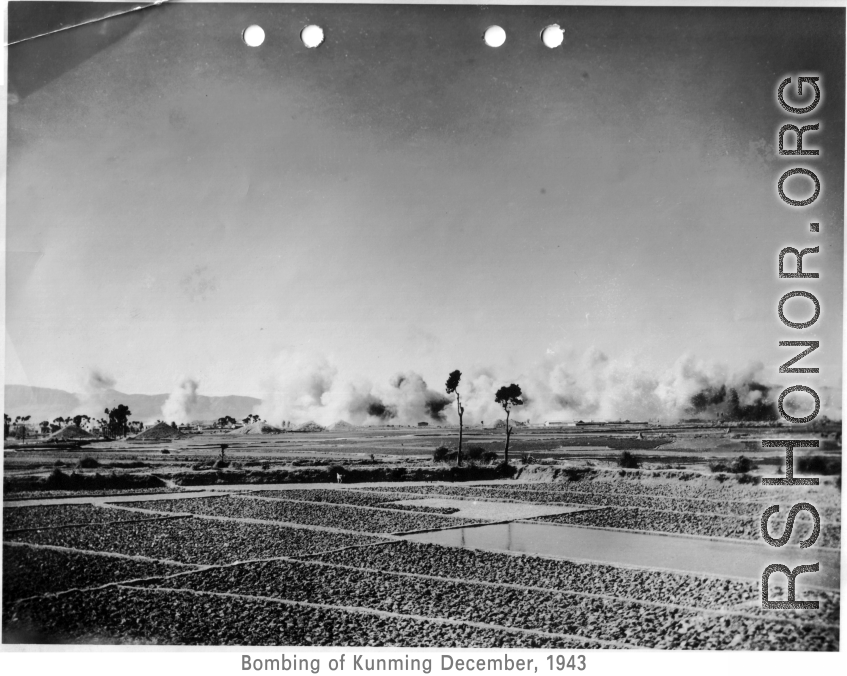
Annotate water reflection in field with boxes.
[404,521,840,588]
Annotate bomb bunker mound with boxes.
[46,426,96,441]
[129,422,187,441]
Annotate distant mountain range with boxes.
[4,384,261,423]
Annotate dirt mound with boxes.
[229,421,284,435]
[330,420,358,431]
[130,422,186,441]
[297,421,326,433]
[47,425,96,441]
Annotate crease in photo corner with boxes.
[0,0,488,47]
[3,0,168,47]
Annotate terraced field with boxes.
[8,586,601,647]
[3,503,173,532]
[249,488,433,508]
[2,477,840,649]
[248,488,462,513]
[2,544,194,606]
[6,516,386,565]
[128,495,483,533]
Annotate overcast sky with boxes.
[5,4,844,404]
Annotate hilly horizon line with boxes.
[3,383,262,422]
[5,383,262,401]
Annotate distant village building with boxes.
[417,422,429,427]
[545,420,577,427]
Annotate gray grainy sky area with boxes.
[5,4,844,414]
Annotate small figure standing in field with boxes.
[336,472,343,483]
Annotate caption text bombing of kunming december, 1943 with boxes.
[241,653,588,673]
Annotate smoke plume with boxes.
[161,378,200,425]
[529,349,783,423]
[255,347,838,427]
[363,399,397,421]
[74,369,118,416]
[256,353,455,426]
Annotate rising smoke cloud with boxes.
[74,369,118,416]
[527,348,792,423]
[256,353,456,427]
[389,372,453,423]
[161,378,200,424]
[255,347,838,427]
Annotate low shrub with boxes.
[432,446,452,463]
[465,446,487,461]
[729,455,755,473]
[76,457,100,469]
[617,451,641,469]
[37,468,164,492]
[47,468,68,487]
[796,455,841,476]
[160,449,171,455]
[710,456,756,474]
[213,459,229,469]
[495,461,518,478]
[561,467,593,482]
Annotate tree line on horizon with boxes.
[3,407,288,441]
[3,405,144,440]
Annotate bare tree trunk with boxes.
[457,396,463,467]
[504,409,511,465]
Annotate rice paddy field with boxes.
[1,425,841,649]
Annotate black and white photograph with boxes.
[1,1,843,655]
